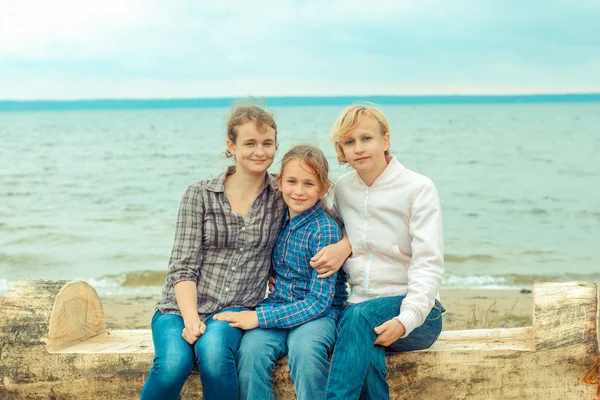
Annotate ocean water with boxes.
[1,103,599,296]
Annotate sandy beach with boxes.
[101,289,533,331]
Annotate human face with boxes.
[227,121,276,176]
[340,116,390,181]
[280,159,324,218]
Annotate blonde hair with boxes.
[331,105,390,165]
[225,105,278,158]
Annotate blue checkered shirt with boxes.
[256,201,347,329]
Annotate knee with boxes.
[195,340,233,374]
[338,306,370,331]
[236,339,276,374]
[288,341,329,373]
[151,350,194,385]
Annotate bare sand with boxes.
[100,289,533,331]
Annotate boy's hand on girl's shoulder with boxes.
[213,310,260,330]
[181,318,206,345]
[373,319,406,347]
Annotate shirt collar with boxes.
[284,200,325,230]
[354,155,405,187]
[205,166,276,193]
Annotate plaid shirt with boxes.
[156,167,287,322]
[256,201,347,329]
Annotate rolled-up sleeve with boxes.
[167,184,205,285]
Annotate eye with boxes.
[363,136,371,141]
[286,179,296,184]
[344,139,354,145]
[305,182,314,186]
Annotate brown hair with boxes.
[331,104,390,165]
[278,144,339,222]
[225,105,278,158]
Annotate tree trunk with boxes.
[0,280,598,399]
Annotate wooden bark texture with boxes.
[0,280,598,399]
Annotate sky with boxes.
[1,0,600,100]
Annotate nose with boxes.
[354,142,364,154]
[254,145,265,156]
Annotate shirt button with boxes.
[225,287,229,292]
[231,266,236,271]
[241,227,246,231]
[240,248,244,252]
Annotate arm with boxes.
[310,228,351,278]
[169,184,206,342]
[374,181,444,345]
[310,191,351,277]
[396,181,444,338]
[219,222,343,330]
[213,268,339,330]
[256,263,338,329]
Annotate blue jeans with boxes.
[140,307,247,400]
[324,296,443,400]
[236,317,336,400]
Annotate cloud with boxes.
[0,0,599,98]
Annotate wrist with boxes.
[342,237,352,256]
[182,312,201,325]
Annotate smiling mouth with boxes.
[251,159,267,162]
[355,157,369,161]
[291,198,306,203]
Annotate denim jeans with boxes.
[324,296,444,400]
[236,317,336,400]
[140,307,247,400]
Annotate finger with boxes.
[316,266,330,274]
[317,272,333,279]
[192,325,202,337]
[374,324,386,335]
[213,313,230,320]
[182,330,193,344]
[310,248,326,263]
[374,331,392,346]
[199,322,206,334]
[229,322,241,328]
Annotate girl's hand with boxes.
[310,238,351,278]
[374,319,406,347]
[181,317,206,345]
[213,310,260,330]
[268,275,276,293]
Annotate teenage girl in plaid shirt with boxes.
[141,107,352,400]
[215,144,348,400]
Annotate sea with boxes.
[1,97,599,296]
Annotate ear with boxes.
[383,131,390,152]
[226,139,236,156]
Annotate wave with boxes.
[444,254,500,264]
[2,271,600,298]
[96,270,167,287]
[443,275,512,289]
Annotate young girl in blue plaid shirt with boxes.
[215,144,348,400]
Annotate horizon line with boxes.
[1,93,599,112]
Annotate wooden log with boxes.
[0,280,598,399]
